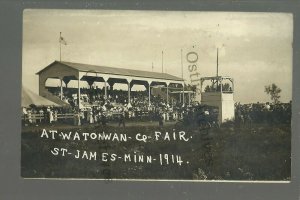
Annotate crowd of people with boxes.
[235,101,292,125]
[204,83,233,93]
[22,86,292,127]
[22,105,73,125]
[22,86,189,126]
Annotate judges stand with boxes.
[200,76,235,124]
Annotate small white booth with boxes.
[200,76,235,123]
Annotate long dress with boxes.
[49,110,54,123]
[89,110,94,124]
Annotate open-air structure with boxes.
[200,76,235,123]
[171,90,195,106]
[37,61,185,108]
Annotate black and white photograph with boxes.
[21,9,292,181]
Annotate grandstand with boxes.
[37,60,185,109]
[21,60,291,127]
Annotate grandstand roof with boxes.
[200,76,233,80]
[37,61,184,82]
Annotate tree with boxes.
[265,83,281,104]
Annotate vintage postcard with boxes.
[21,9,292,181]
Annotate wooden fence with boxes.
[22,113,75,123]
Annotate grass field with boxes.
[21,121,291,181]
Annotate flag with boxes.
[59,36,67,45]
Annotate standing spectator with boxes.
[101,113,107,126]
[89,108,94,124]
[53,109,58,122]
[74,109,81,126]
[118,111,125,127]
[49,108,54,124]
[158,112,164,126]
[27,109,32,124]
[39,108,44,123]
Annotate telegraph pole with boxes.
[162,50,164,73]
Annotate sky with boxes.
[22,9,293,103]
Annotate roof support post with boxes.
[127,78,132,106]
[77,77,81,109]
[104,81,107,99]
[147,81,152,106]
[188,92,191,106]
[166,81,170,107]
[77,72,84,110]
[220,77,223,93]
[77,77,81,108]
[182,81,185,107]
[102,76,109,100]
[179,92,182,103]
[60,78,63,100]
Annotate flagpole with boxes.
[181,49,184,106]
[59,32,62,61]
[217,48,219,77]
[161,50,164,73]
[181,49,183,79]
[216,48,219,88]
